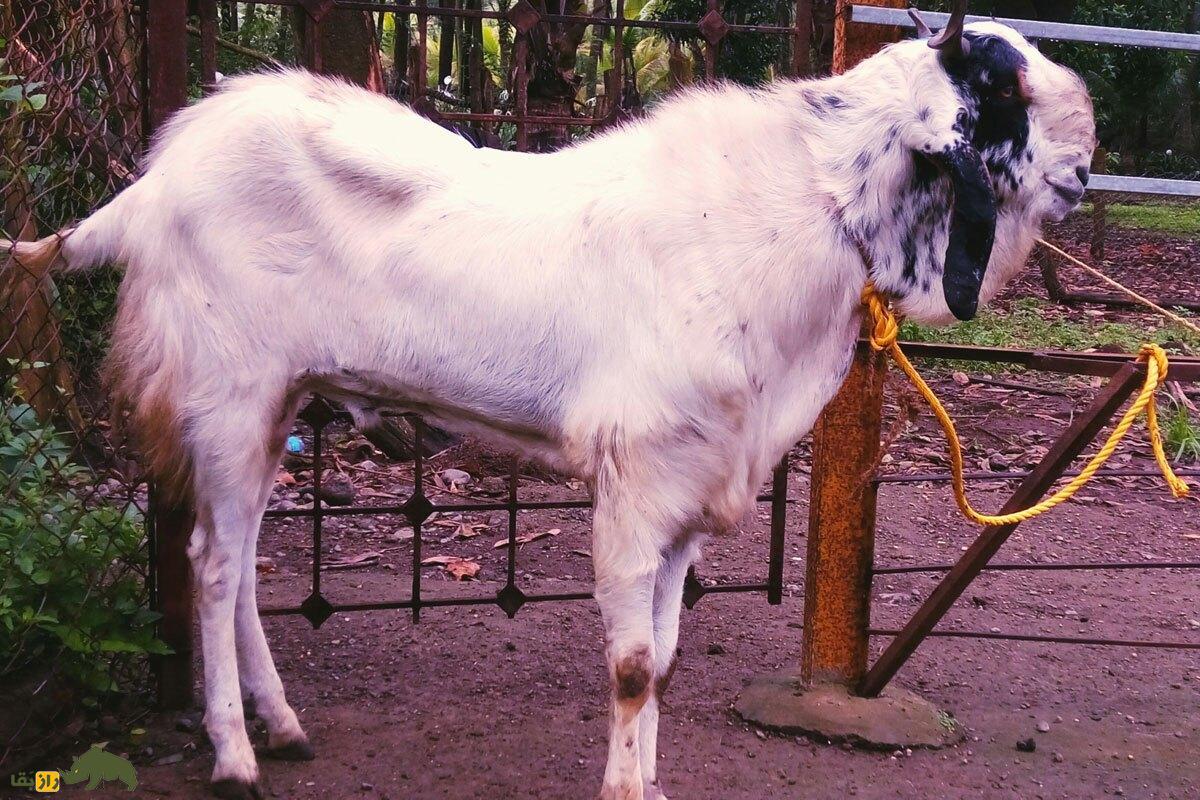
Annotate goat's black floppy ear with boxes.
[929,145,996,321]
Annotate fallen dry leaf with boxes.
[323,551,383,571]
[276,470,297,487]
[444,559,481,581]
[493,528,562,549]
[453,522,489,539]
[421,555,480,580]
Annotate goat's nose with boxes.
[1047,168,1086,205]
[1075,165,1090,187]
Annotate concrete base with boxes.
[736,674,963,750]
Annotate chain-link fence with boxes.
[1,0,150,772]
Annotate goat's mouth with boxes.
[1045,176,1085,206]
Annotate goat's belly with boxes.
[303,363,577,470]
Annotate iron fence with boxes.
[0,0,147,771]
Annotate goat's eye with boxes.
[998,85,1015,99]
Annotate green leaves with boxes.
[0,370,162,700]
[0,73,47,113]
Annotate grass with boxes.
[1165,401,1200,464]
[901,298,1200,356]
[1083,201,1200,238]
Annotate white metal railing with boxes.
[849,5,1200,52]
[849,5,1200,198]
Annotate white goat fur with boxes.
[9,21,1093,800]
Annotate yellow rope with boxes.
[1036,238,1200,337]
[861,283,1189,528]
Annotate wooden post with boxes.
[1090,147,1108,263]
[146,0,194,711]
[801,0,903,690]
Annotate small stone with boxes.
[360,782,374,791]
[176,712,202,733]
[98,715,122,736]
[1037,721,1051,733]
[316,473,355,506]
[153,753,184,766]
[1053,752,1065,763]
[440,468,473,487]
[1016,738,1036,753]
[706,643,726,656]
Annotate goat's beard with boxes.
[891,211,1040,328]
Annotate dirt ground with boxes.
[49,215,1200,799]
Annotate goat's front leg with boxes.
[593,498,663,800]
[638,535,700,800]
[235,529,312,760]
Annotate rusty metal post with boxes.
[145,0,193,709]
[198,0,219,92]
[152,500,196,709]
[801,342,884,686]
[738,5,960,747]
[800,0,903,690]
[832,0,905,74]
[146,0,189,132]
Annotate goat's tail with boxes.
[2,190,130,277]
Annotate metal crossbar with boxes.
[850,5,1200,52]
[850,4,1200,200]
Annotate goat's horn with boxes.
[928,0,970,59]
[908,8,934,38]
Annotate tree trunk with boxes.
[1175,1,1200,153]
[293,8,385,92]
[517,0,591,151]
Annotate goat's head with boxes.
[862,1,1096,324]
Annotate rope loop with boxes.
[861,284,1190,528]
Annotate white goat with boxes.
[8,7,1094,799]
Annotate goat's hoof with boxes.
[598,782,642,800]
[211,778,263,800]
[263,737,316,761]
[644,779,669,800]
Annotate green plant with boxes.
[1099,202,1200,238]
[0,370,165,697]
[901,298,1200,356]
[1165,400,1200,464]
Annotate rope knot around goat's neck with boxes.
[861,281,900,351]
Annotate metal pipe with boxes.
[868,628,1200,651]
[850,4,1200,53]
[873,561,1200,575]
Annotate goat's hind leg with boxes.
[189,394,293,799]
[233,401,313,761]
